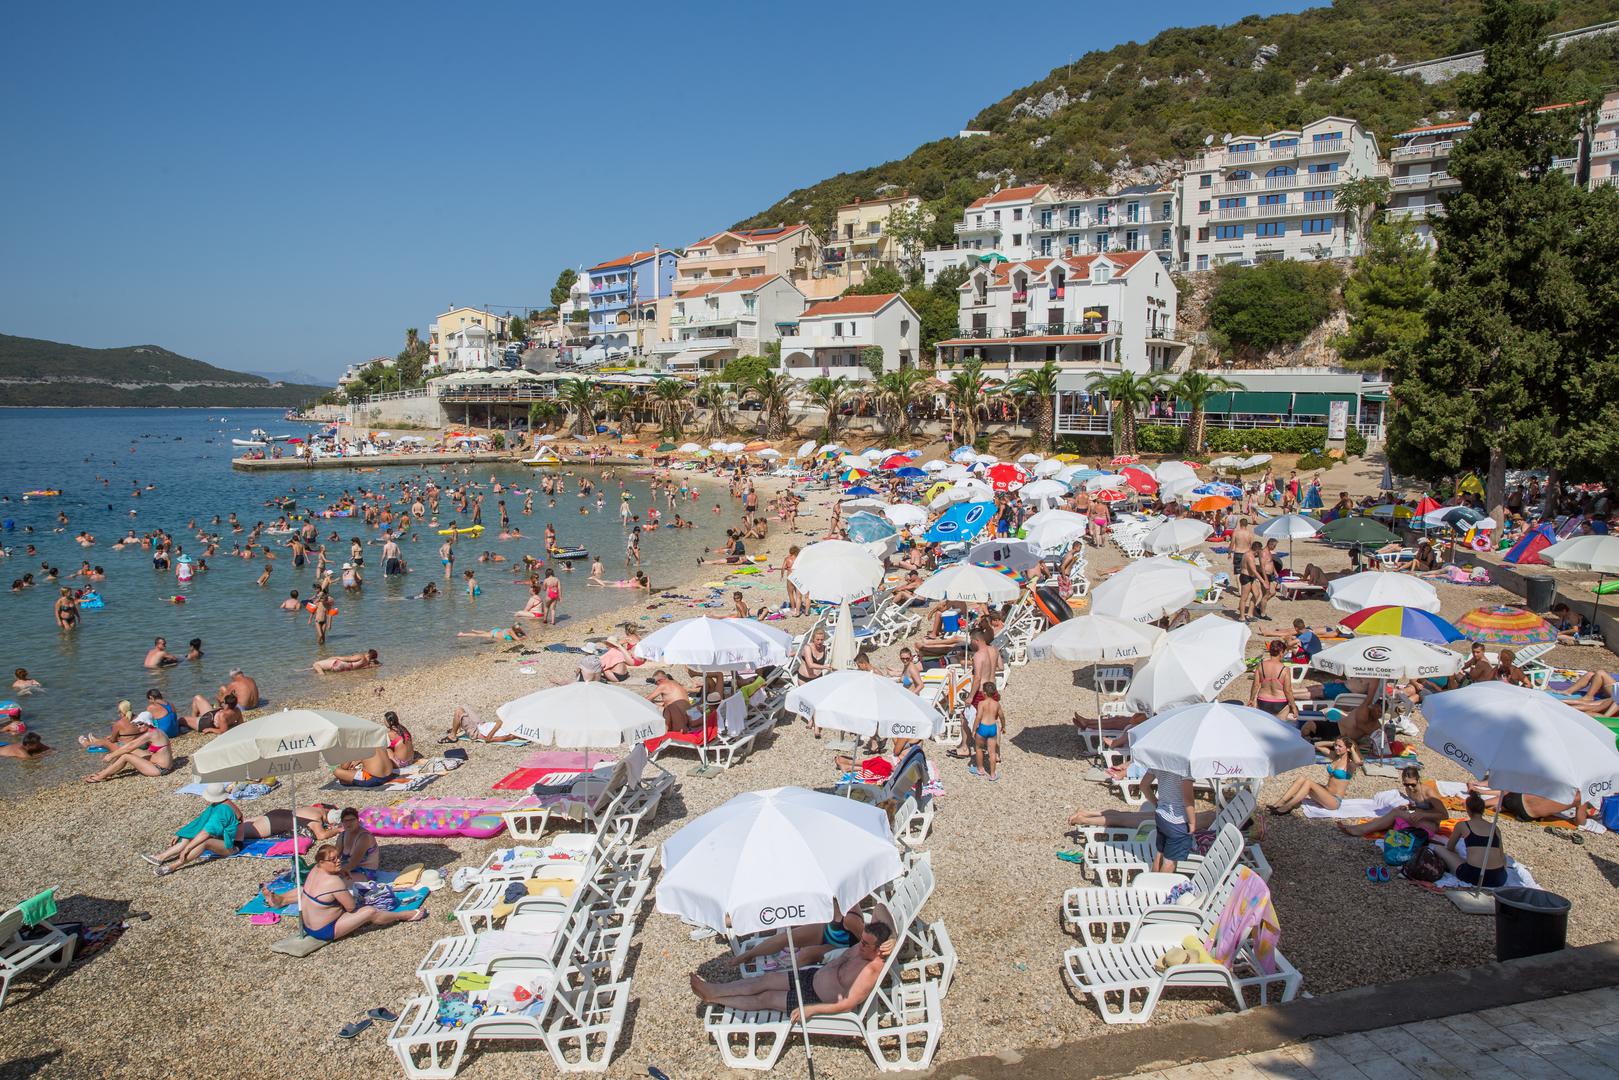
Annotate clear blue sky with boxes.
[0,0,1312,382]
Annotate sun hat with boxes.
[342,562,353,570]
[201,782,231,804]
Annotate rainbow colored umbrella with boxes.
[1338,605,1463,645]
[840,468,871,482]
[980,563,1029,585]
[1455,605,1556,647]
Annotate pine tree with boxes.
[1332,217,1434,374]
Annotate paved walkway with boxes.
[1137,986,1619,1080]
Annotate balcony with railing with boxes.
[1214,172,1343,195]
[1389,203,1442,221]
[1214,197,1337,220]
[1553,156,1579,176]
[949,320,1123,340]
[1589,139,1619,157]
[1392,171,1452,187]
[652,334,744,355]
[954,220,999,234]
[1391,139,1455,161]
[1592,174,1619,188]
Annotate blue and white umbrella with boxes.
[1193,482,1243,498]
[845,512,898,545]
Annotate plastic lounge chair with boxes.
[0,892,74,1011]
[841,745,934,848]
[1063,824,1244,946]
[417,900,635,996]
[501,758,630,841]
[457,833,600,891]
[705,862,943,1071]
[1061,877,1302,1025]
[388,971,560,1079]
[1085,791,1259,888]
[543,962,633,1072]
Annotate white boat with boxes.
[232,439,267,448]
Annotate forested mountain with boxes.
[736,0,1619,244]
[0,334,326,407]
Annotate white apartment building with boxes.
[428,307,509,372]
[1386,120,1469,245]
[1179,117,1382,270]
[951,184,1049,261]
[936,250,1185,374]
[778,292,920,381]
[1029,184,1180,266]
[651,274,806,373]
[444,323,493,371]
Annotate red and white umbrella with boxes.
[1121,466,1158,495]
[1093,486,1131,503]
[985,463,1028,492]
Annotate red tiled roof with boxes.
[676,280,725,299]
[713,274,781,293]
[589,250,662,272]
[686,225,807,251]
[971,250,1154,288]
[966,184,1050,210]
[835,194,914,210]
[802,292,902,317]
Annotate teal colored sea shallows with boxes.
[0,409,727,791]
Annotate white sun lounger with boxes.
[0,892,75,1011]
[1063,824,1244,946]
[1084,791,1262,888]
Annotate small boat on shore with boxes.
[232,439,267,448]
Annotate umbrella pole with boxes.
[290,769,305,937]
[1592,573,1606,634]
[787,933,816,1079]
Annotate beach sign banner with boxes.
[922,501,994,543]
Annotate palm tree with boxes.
[650,379,693,439]
[557,377,598,437]
[875,367,928,437]
[742,371,796,439]
[1086,370,1164,457]
[944,359,992,447]
[1169,369,1241,455]
[602,387,634,433]
[696,374,732,438]
[527,399,561,435]
[1008,361,1063,450]
[405,328,420,351]
[804,375,851,442]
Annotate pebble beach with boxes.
[2,450,1617,1080]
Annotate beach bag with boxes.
[1602,795,1619,833]
[1382,829,1420,866]
[1402,846,1447,882]
[355,882,400,911]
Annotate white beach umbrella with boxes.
[1327,571,1441,614]
[829,600,858,671]
[1028,615,1164,663]
[916,562,1023,605]
[840,497,889,512]
[1124,613,1249,713]
[496,682,666,747]
[1160,477,1201,503]
[1127,701,1315,779]
[1258,514,1323,540]
[882,503,929,528]
[1024,508,1088,531]
[632,617,790,671]
[789,541,884,604]
[1023,514,1089,556]
[1032,458,1065,478]
[1238,454,1273,470]
[966,538,1042,572]
[1423,682,1619,804]
[839,455,870,469]
[1210,456,1243,469]
[709,441,729,451]
[1539,534,1619,573]
[938,463,974,481]
[679,442,702,453]
[656,787,902,1073]
[1016,453,1044,465]
[1084,474,1126,492]
[191,709,386,948]
[756,448,781,459]
[818,442,842,455]
[1310,635,1463,681]
[1090,557,1212,623]
[1017,478,1070,504]
[974,453,999,465]
[1155,461,1198,486]
[785,671,944,740]
[920,459,949,473]
[797,440,816,460]
[949,446,977,463]
[1144,518,1214,555]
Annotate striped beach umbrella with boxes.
[1454,605,1556,647]
[1338,605,1464,645]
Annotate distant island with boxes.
[0,333,328,408]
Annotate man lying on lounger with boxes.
[691,923,893,1022]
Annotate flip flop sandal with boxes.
[338,1019,372,1040]
[1365,866,1380,882]
[367,1008,398,1023]
[1056,850,1086,864]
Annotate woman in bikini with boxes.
[238,803,342,843]
[258,843,425,941]
[83,725,173,783]
[1249,641,1298,720]
[719,899,868,971]
[1267,736,1359,815]
[335,807,383,878]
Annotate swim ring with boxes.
[438,525,484,537]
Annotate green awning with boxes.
[1290,392,1358,415]
[1363,392,1389,403]
[1180,393,1234,414]
[1230,391,1291,414]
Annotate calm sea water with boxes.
[0,408,727,788]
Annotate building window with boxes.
[1230,143,1256,153]
[1259,194,1284,207]
[1197,227,1210,242]
[1197,254,1210,271]
[1200,174,1213,188]
[1012,208,1023,221]
[1230,170,1252,181]
[1067,209,1082,227]
[1159,229,1171,249]
[1304,189,1333,203]
[1215,224,1245,240]
[1067,234,1081,251]
[1093,265,1111,283]
[1301,217,1334,235]
[1160,201,1172,220]
[1012,234,1023,247]
[1217,197,1246,209]
[1266,165,1295,179]
[1039,210,1053,227]
[1308,162,1340,175]
[1096,233,1109,252]
[1312,132,1343,144]
[1039,237,1053,256]
[833,322,843,336]
[992,210,1001,223]
[1126,202,1140,222]
[1256,221,1285,237]
[1270,137,1298,149]
[1125,230,1139,250]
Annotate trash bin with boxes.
[1494,886,1570,962]
[1522,575,1556,612]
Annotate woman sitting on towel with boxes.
[1434,793,1508,888]
[333,741,396,788]
[1267,737,1360,815]
[145,783,244,875]
[258,843,425,941]
[1337,767,1448,838]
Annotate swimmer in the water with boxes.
[144,637,179,668]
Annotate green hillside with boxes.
[0,334,327,408]
[737,0,1619,242]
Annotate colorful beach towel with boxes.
[237,871,415,917]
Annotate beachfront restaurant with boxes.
[1053,369,1389,440]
